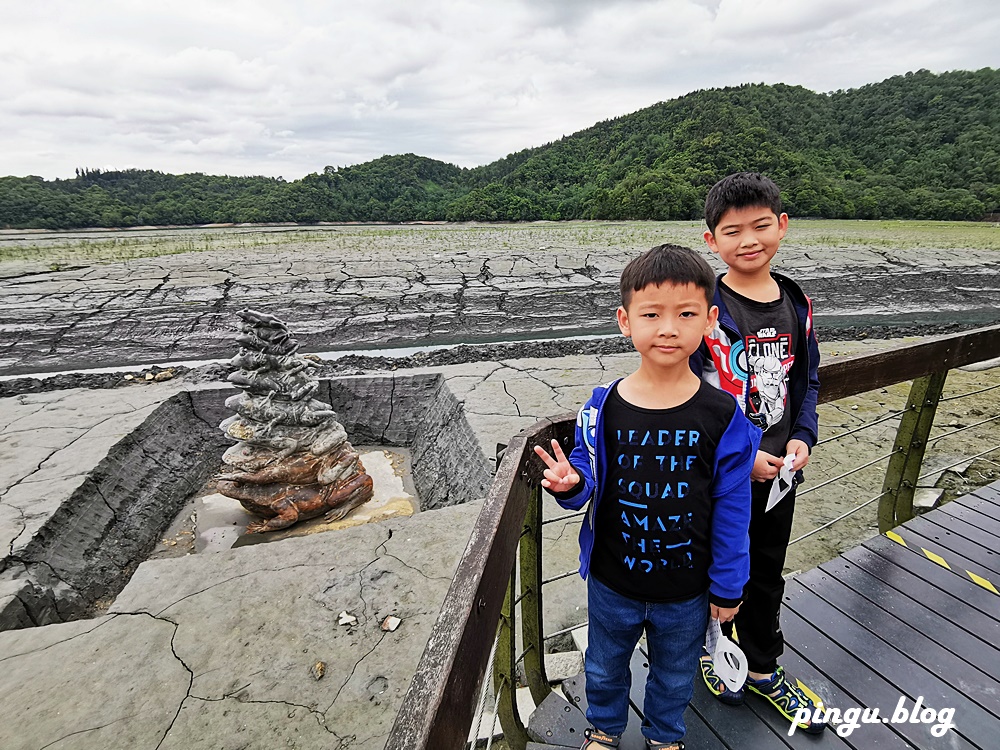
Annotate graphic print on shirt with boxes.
[612,426,699,574]
[744,327,793,431]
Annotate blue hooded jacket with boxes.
[553,379,761,607]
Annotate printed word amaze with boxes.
[612,427,700,573]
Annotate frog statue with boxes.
[216,309,373,533]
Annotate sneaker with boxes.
[746,666,827,734]
[699,649,745,705]
[645,740,685,750]
[581,728,620,749]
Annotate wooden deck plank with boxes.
[739,683,855,750]
[919,511,1000,563]
[527,689,589,747]
[780,642,913,750]
[780,601,977,750]
[952,491,1000,518]
[798,566,1000,717]
[689,672,799,749]
[891,518,1000,580]
[862,534,1000,627]
[561,665,725,750]
[844,543,1000,638]
[936,500,1000,538]
[818,556,1000,679]
[971,483,1000,504]
[785,580,991,748]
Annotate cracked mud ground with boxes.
[4,342,997,750]
[2,222,999,376]
[0,497,479,750]
[1,222,999,749]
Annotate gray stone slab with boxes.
[0,575,59,630]
[157,695,336,750]
[1,388,230,623]
[0,614,190,750]
[104,501,481,749]
[0,593,33,630]
[0,426,87,492]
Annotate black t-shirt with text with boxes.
[719,280,797,456]
[589,380,739,602]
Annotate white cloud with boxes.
[0,0,996,179]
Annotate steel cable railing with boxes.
[789,442,1000,546]
[386,325,1000,750]
[515,364,1000,746]
[925,413,1000,445]
[788,370,1000,541]
[795,449,900,497]
[813,408,905,447]
[541,510,585,526]
[939,381,1000,402]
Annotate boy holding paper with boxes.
[693,172,826,734]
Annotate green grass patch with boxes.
[1,219,996,268]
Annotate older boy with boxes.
[693,172,826,734]
[535,244,760,750]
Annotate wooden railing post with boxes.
[879,371,948,532]
[520,483,550,705]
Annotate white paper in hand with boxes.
[704,617,747,694]
[765,453,796,513]
[704,614,721,655]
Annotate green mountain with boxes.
[2,68,998,229]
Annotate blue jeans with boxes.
[585,576,709,744]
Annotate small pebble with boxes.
[381,615,402,632]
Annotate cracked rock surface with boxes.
[0,502,476,750]
[0,613,191,750]
[3,223,999,376]
[0,382,229,626]
[1,338,998,748]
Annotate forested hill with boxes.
[2,68,998,229]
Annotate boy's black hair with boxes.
[704,172,782,233]
[620,244,715,309]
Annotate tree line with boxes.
[2,68,998,229]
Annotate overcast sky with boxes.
[2,0,996,181]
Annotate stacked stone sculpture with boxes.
[216,309,374,533]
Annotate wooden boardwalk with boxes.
[527,480,1000,750]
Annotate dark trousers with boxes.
[722,478,797,674]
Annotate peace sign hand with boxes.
[533,438,580,494]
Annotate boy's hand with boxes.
[786,439,810,471]
[711,603,740,623]
[751,450,784,482]
[533,439,580,494]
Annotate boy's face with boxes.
[704,205,788,276]
[617,282,718,368]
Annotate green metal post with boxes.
[879,371,948,532]
[494,564,528,750]
[520,483,550,705]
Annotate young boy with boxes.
[535,244,761,750]
[694,172,825,733]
